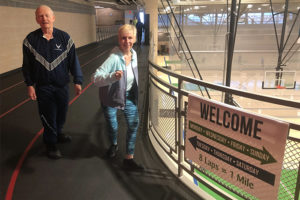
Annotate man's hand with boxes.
[27,86,37,100]
[74,84,82,95]
[115,70,123,80]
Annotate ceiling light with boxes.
[247,4,253,9]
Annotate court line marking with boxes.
[280,180,294,199]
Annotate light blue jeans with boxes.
[101,92,139,155]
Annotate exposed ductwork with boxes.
[92,0,144,10]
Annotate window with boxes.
[248,13,262,24]
[238,14,246,24]
[263,12,273,24]
[274,13,284,24]
[187,14,201,25]
[217,13,227,25]
[202,14,216,25]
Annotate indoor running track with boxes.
[0,37,201,200]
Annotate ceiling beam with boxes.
[159,0,300,6]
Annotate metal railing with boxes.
[96,25,121,41]
[146,60,300,200]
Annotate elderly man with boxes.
[22,5,83,159]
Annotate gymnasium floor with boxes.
[156,55,300,139]
[0,37,202,200]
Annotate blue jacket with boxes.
[91,47,138,109]
[22,28,83,87]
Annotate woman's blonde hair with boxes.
[118,24,137,38]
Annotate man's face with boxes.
[118,30,135,53]
[35,6,55,29]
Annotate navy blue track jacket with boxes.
[22,28,83,87]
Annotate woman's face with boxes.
[118,30,135,53]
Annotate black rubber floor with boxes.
[0,37,202,200]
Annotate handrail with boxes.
[149,60,300,130]
[147,59,300,199]
[96,25,120,41]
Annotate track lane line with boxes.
[0,81,24,94]
[3,46,111,200]
[4,81,94,200]
[0,43,109,95]
[0,98,30,119]
[0,49,110,119]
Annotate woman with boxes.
[91,24,143,171]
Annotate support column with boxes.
[144,0,158,63]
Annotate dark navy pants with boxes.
[36,85,69,144]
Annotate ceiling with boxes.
[158,0,300,14]
[87,0,145,10]
[86,0,299,13]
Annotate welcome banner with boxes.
[185,94,289,200]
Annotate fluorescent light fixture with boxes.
[258,7,261,10]
[261,4,269,6]
[247,4,253,9]
[194,6,199,9]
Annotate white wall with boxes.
[0,6,96,74]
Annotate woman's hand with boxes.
[115,70,123,80]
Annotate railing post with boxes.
[295,161,300,200]
[148,62,300,199]
[225,0,237,105]
[177,78,183,177]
